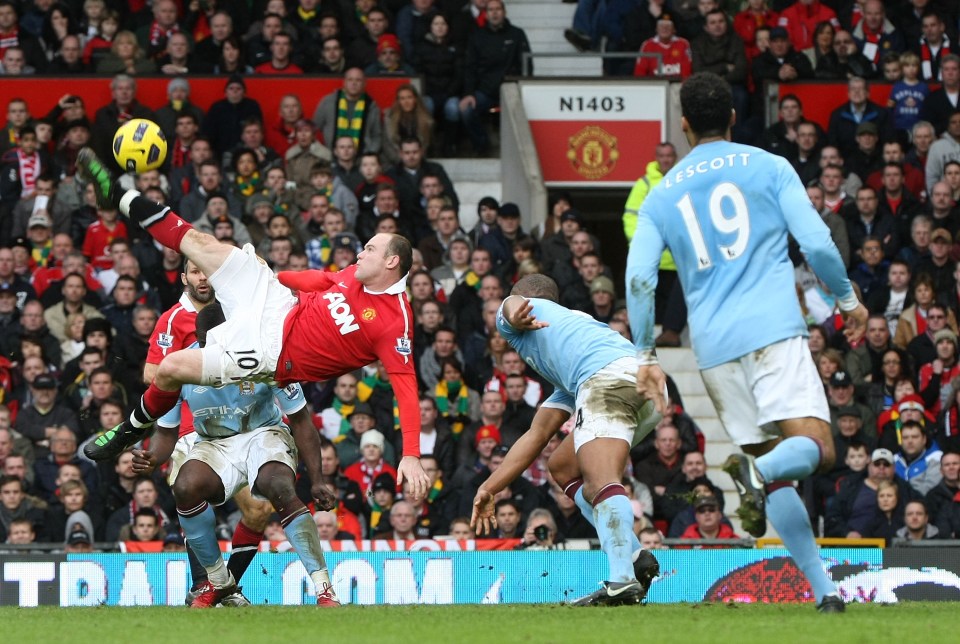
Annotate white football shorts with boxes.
[200,244,297,385]
[572,357,662,453]
[166,432,198,485]
[699,335,830,446]
[185,426,298,503]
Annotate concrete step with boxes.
[696,417,727,443]
[669,371,707,397]
[659,347,700,373]
[456,182,502,231]
[438,158,501,183]
[681,394,717,419]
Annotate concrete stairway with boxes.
[439,158,502,231]
[507,0,604,77]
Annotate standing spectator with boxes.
[850,0,904,75]
[202,75,263,159]
[912,11,951,82]
[312,68,382,155]
[635,16,691,79]
[777,0,839,53]
[458,0,530,156]
[751,26,813,91]
[920,54,960,137]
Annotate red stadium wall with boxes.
[0,75,414,124]
[774,81,933,132]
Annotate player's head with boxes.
[356,233,413,283]
[679,72,735,142]
[511,274,559,303]
[195,300,225,347]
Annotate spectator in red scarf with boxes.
[342,429,398,496]
[104,476,172,541]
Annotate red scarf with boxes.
[149,20,179,47]
[171,140,190,168]
[849,6,863,29]
[358,459,385,492]
[921,36,951,81]
[861,23,882,64]
[17,150,39,193]
[916,308,928,336]
[0,28,18,56]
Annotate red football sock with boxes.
[146,212,193,252]
[141,382,182,419]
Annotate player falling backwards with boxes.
[625,72,868,613]
[133,302,339,607]
[471,274,661,606]
[76,146,430,502]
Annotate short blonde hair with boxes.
[899,52,920,67]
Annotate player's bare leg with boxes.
[727,418,843,613]
[254,461,340,607]
[173,460,238,608]
[569,438,658,607]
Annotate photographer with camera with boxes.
[517,508,560,550]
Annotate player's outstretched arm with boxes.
[501,295,548,331]
[288,407,335,510]
[131,425,179,475]
[392,372,431,503]
[471,406,570,535]
[625,211,664,353]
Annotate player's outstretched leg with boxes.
[255,462,340,607]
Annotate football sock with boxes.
[574,484,641,552]
[755,436,821,482]
[131,383,181,428]
[592,484,637,583]
[282,509,331,591]
[226,521,263,584]
[766,486,836,604]
[186,545,208,589]
[178,502,223,570]
[120,192,193,252]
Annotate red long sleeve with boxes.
[277,269,337,292]
[390,372,422,457]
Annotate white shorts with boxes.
[200,244,297,386]
[700,336,830,446]
[185,426,298,503]
[572,357,662,453]
[166,432,197,486]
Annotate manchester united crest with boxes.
[361,307,377,322]
[567,126,619,180]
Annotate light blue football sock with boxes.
[575,485,641,552]
[178,504,222,567]
[767,487,837,604]
[593,493,639,583]
[756,436,821,482]
[283,512,329,576]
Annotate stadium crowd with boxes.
[1,0,960,553]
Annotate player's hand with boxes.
[636,364,669,415]
[507,299,549,331]
[312,482,337,511]
[131,449,157,475]
[840,303,869,344]
[397,456,430,503]
[471,488,497,536]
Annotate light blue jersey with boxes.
[497,298,635,408]
[626,141,856,369]
[157,347,307,440]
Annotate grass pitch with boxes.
[4,603,956,644]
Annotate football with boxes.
[112,118,167,173]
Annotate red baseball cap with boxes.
[377,33,401,54]
[475,425,502,448]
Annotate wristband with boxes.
[837,293,860,313]
[636,349,659,367]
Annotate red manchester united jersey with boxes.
[146,293,199,365]
[147,293,200,439]
[275,265,421,456]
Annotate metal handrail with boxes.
[521,51,664,77]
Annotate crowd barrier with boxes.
[4,546,960,606]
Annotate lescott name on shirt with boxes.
[662,152,751,189]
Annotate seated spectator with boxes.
[846,122,883,184]
[895,276,955,348]
[918,329,960,415]
[13,374,80,459]
[343,429,398,495]
[364,33,416,78]
[920,54,960,137]
[0,475,45,542]
[925,112,960,194]
[925,451,960,520]
[313,510,355,541]
[122,507,164,542]
[851,0,904,76]
[887,52,928,136]
[634,424,684,520]
[335,402,396,468]
[32,427,97,504]
[636,15,692,80]
[827,77,894,159]
[862,479,904,544]
[492,498,523,539]
[803,20,835,74]
[96,30,156,75]
[848,236,888,300]
[382,85,434,167]
[374,499,419,540]
[104,476,172,542]
[253,31,302,75]
[202,75,264,159]
[825,447,919,537]
[516,508,559,550]
[660,450,724,527]
[897,499,939,541]
[894,421,944,495]
[827,370,877,435]
[679,495,738,543]
[413,13,462,156]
